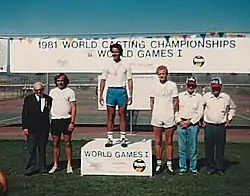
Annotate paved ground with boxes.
[0,126,249,143]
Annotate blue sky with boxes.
[0,0,249,35]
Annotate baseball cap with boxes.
[186,76,197,85]
[210,77,222,88]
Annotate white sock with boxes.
[157,159,162,166]
[167,160,172,166]
[120,132,126,141]
[107,132,113,141]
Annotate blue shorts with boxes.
[106,87,128,107]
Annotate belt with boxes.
[205,122,226,126]
[181,118,191,121]
[108,86,126,89]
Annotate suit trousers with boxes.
[25,133,48,174]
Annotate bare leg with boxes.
[105,106,116,147]
[154,126,163,172]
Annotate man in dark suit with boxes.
[22,82,52,175]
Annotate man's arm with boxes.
[150,97,154,112]
[228,96,236,121]
[22,97,29,132]
[128,79,133,98]
[190,96,204,125]
[173,97,179,114]
[99,79,106,100]
[70,101,77,124]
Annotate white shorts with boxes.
[151,115,175,129]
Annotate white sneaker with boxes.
[167,165,174,174]
[155,165,161,172]
[48,166,58,174]
[67,166,73,174]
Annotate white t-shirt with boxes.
[49,87,76,119]
[150,80,178,118]
[101,60,132,87]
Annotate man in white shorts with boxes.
[150,65,179,174]
[48,73,77,174]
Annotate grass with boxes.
[1,140,250,196]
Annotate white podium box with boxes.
[81,138,153,176]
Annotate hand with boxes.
[201,121,206,128]
[99,96,104,106]
[127,96,133,105]
[179,121,187,128]
[23,129,28,136]
[68,122,75,132]
[184,119,191,127]
[225,120,231,127]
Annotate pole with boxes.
[129,110,133,134]
[46,72,49,94]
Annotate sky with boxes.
[0,0,249,36]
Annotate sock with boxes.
[107,131,113,141]
[157,159,162,166]
[120,132,126,141]
[167,160,172,166]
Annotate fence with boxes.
[0,73,250,128]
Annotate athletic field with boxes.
[0,140,250,196]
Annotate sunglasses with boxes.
[187,84,196,88]
[34,88,43,91]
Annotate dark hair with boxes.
[110,43,123,56]
[54,73,69,87]
[156,65,168,74]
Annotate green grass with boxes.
[1,140,250,196]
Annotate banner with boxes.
[10,37,250,73]
[81,138,152,176]
[0,39,8,72]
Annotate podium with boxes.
[81,138,153,176]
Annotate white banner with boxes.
[81,138,152,176]
[0,39,8,72]
[10,37,250,73]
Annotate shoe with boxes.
[155,165,162,174]
[216,171,224,176]
[167,166,175,175]
[67,166,73,174]
[178,170,187,176]
[191,171,199,176]
[105,139,113,147]
[48,166,58,174]
[121,139,127,148]
[206,171,214,175]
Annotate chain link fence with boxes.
[0,73,249,127]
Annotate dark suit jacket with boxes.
[22,93,53,135]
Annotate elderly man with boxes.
[203,77,236,175]
[22,82,52,175]
[176,76,204,175]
